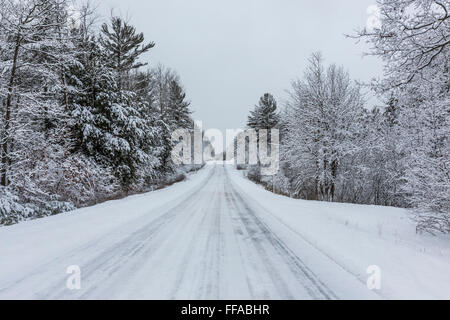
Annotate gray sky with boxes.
[97,0,383,133]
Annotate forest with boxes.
[0,0,448,235]
[0,0,198,225]
[244,0,449,234]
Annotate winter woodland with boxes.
[0,0,449,234]
[0,0,198,225]
[243,0,449,234]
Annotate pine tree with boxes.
[96,16,158,191]
[0,1,195,225]
[247,93,280,131]
[151,66,193,174]
[100,16,155,91]
[168,79,193,130]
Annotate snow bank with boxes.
[0,166,212,286]
[229,167,450,299]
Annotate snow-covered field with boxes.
[0,163,449,299]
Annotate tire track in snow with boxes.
[227,167,385,300]
[0,166,217,299]
[169,174,219,299]
[0,164,373,299]
[73,166,217,299]
[224,168,338,300]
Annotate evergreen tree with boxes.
[245,93,279,177]
[0,1,196,225]
[96,16,158,191]
[152,67,193,174]
[247,93,280,131]
[168,79,193,130]
[100,17,155,91]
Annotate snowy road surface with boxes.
[0,163,449,299]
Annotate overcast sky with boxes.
[96,0,383,133]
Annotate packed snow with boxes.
[0,163,448,300]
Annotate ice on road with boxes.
[0,163,449,299]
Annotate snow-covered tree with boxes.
[168,79,193,130]
[100,16,155,92]
[95,16,159,191]
[283,53,365,202]
[247,93,280,131]
[150,65,193,174]
[0,0,81,220]
[0,3,196,225]
[354,0,450,233]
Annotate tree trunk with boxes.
[1,30,21,187]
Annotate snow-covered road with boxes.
[0,163,449,299]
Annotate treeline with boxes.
[245,0,449,234]
[0,0,197,225]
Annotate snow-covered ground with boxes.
[228,166,450,300]
[0,162,449,299]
